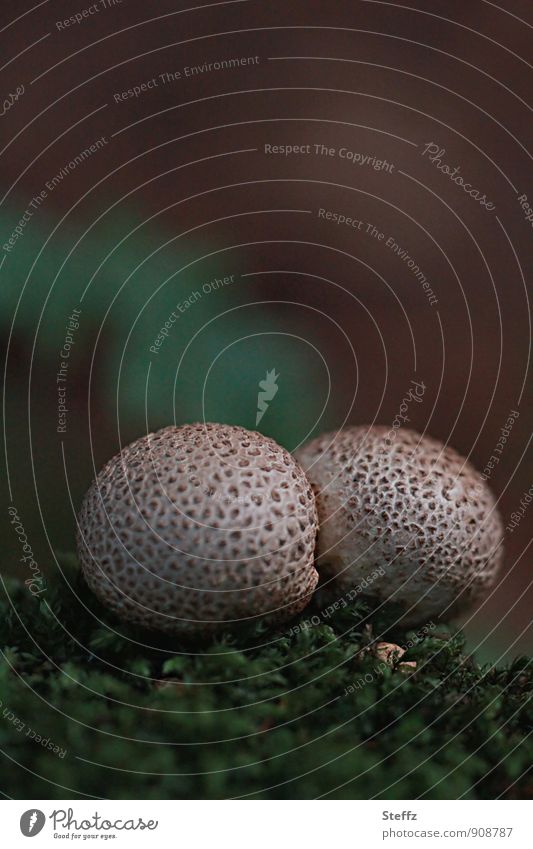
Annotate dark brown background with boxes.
[1,0,531,660]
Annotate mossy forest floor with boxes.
[0,557,531,799]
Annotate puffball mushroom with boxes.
[77,423,318,637]
[295,426,504,624]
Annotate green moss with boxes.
[0,558,531,799]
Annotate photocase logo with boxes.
[256,368,279,425]
[20,809,46,837]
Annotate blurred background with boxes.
[1,0,531,661]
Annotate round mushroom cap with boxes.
[77,423,318,637]
[294,426,504,624]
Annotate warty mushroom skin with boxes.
[295,426,504,624]
[77,423,318,636]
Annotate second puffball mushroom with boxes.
[295,426,504,624]
[77,423,318,637]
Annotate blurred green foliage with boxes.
[1,206,329,577]
[1,205,326,443]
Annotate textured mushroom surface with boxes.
[77,423,318,636]
[295,426,503,624]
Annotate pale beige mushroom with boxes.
[77,423,318,636]
[373,642,417,673]
[295,426,503,624]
